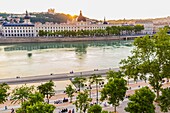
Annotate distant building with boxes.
[1,11,36,37]
[135,20,154,34]
[48,8,55,14]
[35,10,112,36]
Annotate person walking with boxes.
[11,108,14,113]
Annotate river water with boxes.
[0,40,133,78]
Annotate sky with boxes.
[0,0,170,20]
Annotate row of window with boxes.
[4,30,34,33]
[36,26,106,29]
[3,34,34,37]
[3,27,106,30]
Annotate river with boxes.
[0,40,133,78]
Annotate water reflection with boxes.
[3,40,133,53]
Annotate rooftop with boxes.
[2,22,34,27]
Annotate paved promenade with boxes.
[0,68,119,85]
[1,80,169,113]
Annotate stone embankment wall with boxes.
[0,36,130,44]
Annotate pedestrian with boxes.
[5,106,7,110]
[72,109,75,113]
[11,108,14,113]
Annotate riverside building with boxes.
[0,10,162,37]
[135,20,154,34]
[35,11,113,36]
[1,11,36,37]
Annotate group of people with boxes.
[60,108,74,113]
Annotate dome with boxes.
[103,21,108,24]
[24,11,30,19]
[77,10,86,22]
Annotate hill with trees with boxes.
[0,12,73,24]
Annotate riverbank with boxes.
[0,36,138,44]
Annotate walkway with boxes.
[0,68,119,85]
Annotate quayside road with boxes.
[0,68,119,85]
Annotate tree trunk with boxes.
[114,105,117,113]
[156,89,159,99]
[47,95,49,104]
[79,83,81,92]
[90,89,92,98]
[96,82,98,104]
[70,96,72,103]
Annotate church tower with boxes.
[103,17,108,24]
[24,10,31,24]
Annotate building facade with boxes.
[135,20,154,35]
[1,11,36,37]
[2,10,166,37]
[35,11,112,36]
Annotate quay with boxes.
[0,68,119,85]
[0,35,152,44]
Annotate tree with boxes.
[106,27,112,35]
[107,70,124,79]
[120,28,170,98]
[125,87,155,113]
[88,104,102,113]
[0,83,10,104]
[11,84,34,104]
[134,25,144,34]
[100,71,128,113]
[16,92,55,113]
[158,87,170,112]
[89,74,103,104]
[37,80,55,104]
[72,77,86,92]
[74,90,92,113]
[65,85,75,103]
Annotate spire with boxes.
[77,10,86,22]
[80,10,82,16]
[103,17,108,24]
[24,10,30,20]
[26,10,28,16]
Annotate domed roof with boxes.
[24,10,30,19]
[77,10,86,22]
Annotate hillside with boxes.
[30,13,73,24]
[0,12,73,24]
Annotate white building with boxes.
[35,11,113,36]
[135,20,154,35]
[1,11,36,37]
[1,10,113,37]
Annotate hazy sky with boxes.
[0,0,170,20]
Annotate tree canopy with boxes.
[74,90,92,113]
[158,87,170,112]
[100,71,128,112]
[120,28,170,98]
[65,84,75,103]
[37,80,55,104]
[125,87,155,113]
[16,92,55,113]
[11,84,34,104]
[72,77,86,92]
[0,83,10,104]
[88,104,102,113]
